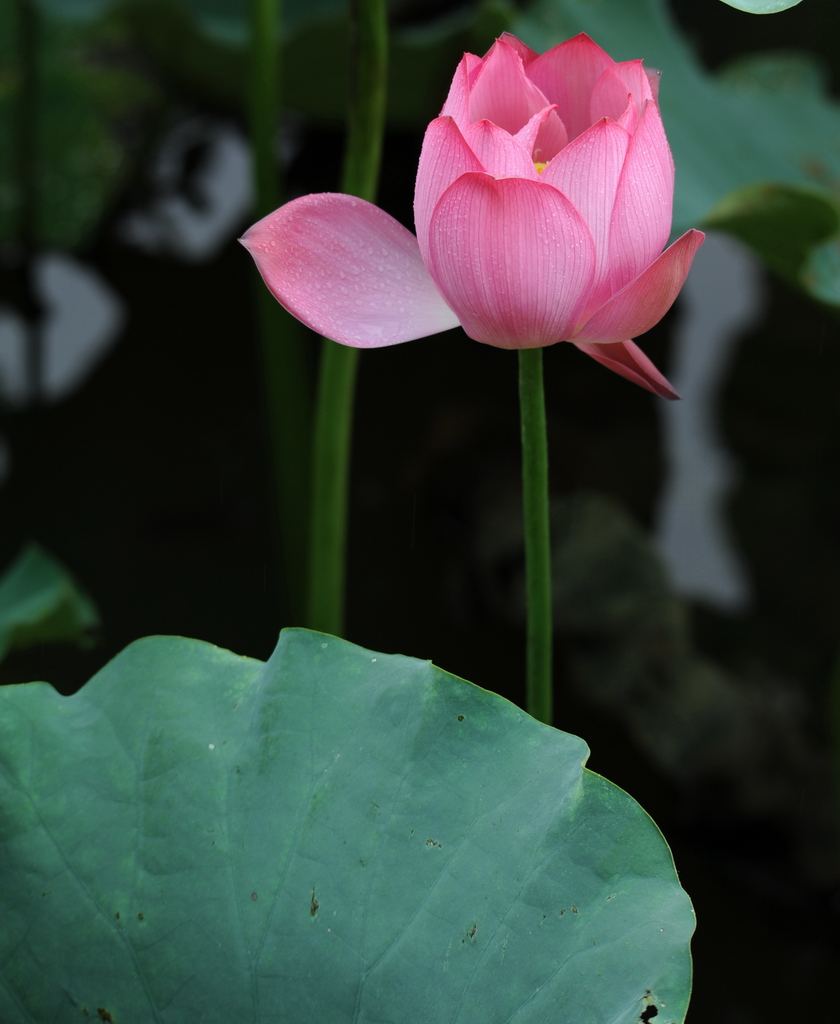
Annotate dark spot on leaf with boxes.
[468,923,476,939]
[96,1010,113,1022]
[640,989,658,1023]
[251,892,258,901]
[114,912,120,920]
[457,715,464,722]
[426,839,442,848]
[560,909,566,915]
[137,913,144,921]
[572,906,578,913]
[310,889,319,917]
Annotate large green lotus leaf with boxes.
[515,0,840,300]
[0,629,693,1023]
[0,544,99,662]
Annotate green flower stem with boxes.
[17,0,44,404]
[249,0,312,619]
[306,0,388,634]
[518,348,553,725]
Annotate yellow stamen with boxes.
[534,161,548,174]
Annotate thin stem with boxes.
[17,0,44,405]
[307,345,360,633]
[306,0,388,634]
[518,348,553,725]
[343,0,388,201]
[248,0,312,619]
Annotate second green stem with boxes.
[306,0,387,634]
[519,348,553,725]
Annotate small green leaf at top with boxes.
[0,628,694,1023]
[719,0,803,13]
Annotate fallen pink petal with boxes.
[241,31,704,397]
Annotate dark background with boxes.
[2,1,840,1020]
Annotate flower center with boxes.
[534,162,548,174]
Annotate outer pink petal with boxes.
[526,33,615,142]
[427,173,595,349]
[467,38,551,134]
[462,119,539,179]
[241,194,460,348]
[541,117,630,313]
[414,116,485,264]
[572,339,680,400]
[572,229,705,344]
[608,100,675,294]
[440,52,483,127]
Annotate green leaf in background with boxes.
[719,0,803,12]
[0,543,99,662]
[31,0,121,21]
[0,2,161,248]
[0,629,693,1023]
[515,0,840,302]
[178,0,346,44]
[705,182,839,286]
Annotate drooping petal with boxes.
[514,104,568,165]
[526,33,615,142]
[572,338,680,400]
[440,52,484,127]
[572,228,705,344]
[414,116,485,264]
[427,173,596,349]
[467,38,551,135]
[462,119,540,179]
[541,117,630,313]
[608,100,675,294]
[241,194,460,348]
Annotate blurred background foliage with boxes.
[2,0,840,1022]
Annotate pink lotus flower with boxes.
[241,32,704,399]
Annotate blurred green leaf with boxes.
[122,0,511,122]
[0,4,162,248]
[31,0,345,37]
[0,628,693,1023]
[179,0,346,44]
[719,0,803,12]
[515,0,840,302]
[705,183,839,284]
[32,0,122,21]
[0,543,99,661]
